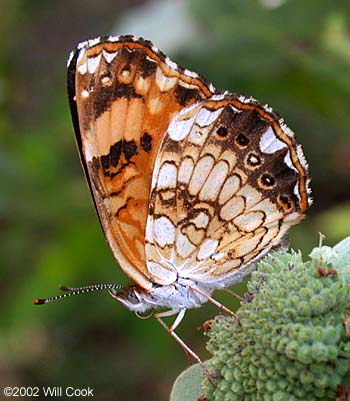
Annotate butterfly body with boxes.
[67,35,312,315]
[115,279,212,313]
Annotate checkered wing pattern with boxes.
[145,96,311,287]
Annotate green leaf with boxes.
[170,364,205,401]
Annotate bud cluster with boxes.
[203,239,350,401]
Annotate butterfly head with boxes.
[108,285,154,313]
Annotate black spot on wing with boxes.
[278,195,292,210]
[100,154,109,171]
[139,53,157,78]
[141,132,152,152]
[110,141,122,167]
[260,173,275,187]
[93,84,142,119]
[98,140,137,177]
[174,85,200,106]
[93,86,113,119]
[100,141,122,170]
[123,140,138,160]
[114,84,142,101]
[217,126,228,137]
[236,133,250,147]
[120,46,157,79]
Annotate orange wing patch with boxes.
[67,36,215,289]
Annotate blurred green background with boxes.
[1,0,349,400]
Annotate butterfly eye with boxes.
[217,126,228,137]
[235,133,249,147]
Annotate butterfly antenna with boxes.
[33,284,125,305]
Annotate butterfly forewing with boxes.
[145,96,311,287]
[67,36,215,289]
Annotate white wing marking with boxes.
[259,126,287,153]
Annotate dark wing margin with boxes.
[67,48,97,212]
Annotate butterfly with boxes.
[35,35,312,366]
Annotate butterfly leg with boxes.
[155,309,213,384]
[155,309,193,364]
[189,285,240,324]
[154,308,185,331]
[223,288,244,302]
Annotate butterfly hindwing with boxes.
[145,95,311,287]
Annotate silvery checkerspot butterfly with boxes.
[35,35,312,367]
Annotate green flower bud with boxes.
[297,345,313,364]
[311,342,328,362]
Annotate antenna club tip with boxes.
[33,299,46,305]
